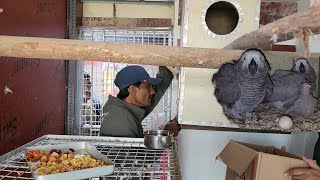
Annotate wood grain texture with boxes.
[81,17,172,28]
[225,0,320,50]
[0,35,307,69]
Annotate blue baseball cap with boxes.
[114,65,162,90]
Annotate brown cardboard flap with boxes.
[237,141,274,154]
[273,148,301,159]
[257,153,307,180]
[225,167,236,180]
[217,140,259,175]
[239,141,301,159]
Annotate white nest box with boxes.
[178,0,262,127]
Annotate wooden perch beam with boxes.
[0,35,308,69]
[225,0,320,50]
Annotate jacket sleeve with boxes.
[144,66,174,117]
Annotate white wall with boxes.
[178,130,318,180]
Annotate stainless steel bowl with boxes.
[144,130,174,149]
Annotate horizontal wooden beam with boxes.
[181,125,290,134]
[225,0,320,50]
[0,35,314,69]
[81,17,172,28]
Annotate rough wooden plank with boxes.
[81,17,172,28]
[0,35,314,69]
[225,0,320,50]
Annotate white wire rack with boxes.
[78,28,174,136]
[78,28,173,45]
[0,135,181,180]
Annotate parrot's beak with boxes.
[249,59,258,75]
[299,63,305,73]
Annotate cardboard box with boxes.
[217,140,309,180]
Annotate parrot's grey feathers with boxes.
[291,58,317,90]
[212,48,272,119]
[264,58,317,111]
[269,70,304,104]
[212,61,240,108]
[264,74,274,102]
[285,83,317,117]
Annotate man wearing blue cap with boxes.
[100,65,180,138]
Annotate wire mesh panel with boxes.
[0,135,181,180]
[78,28,174,136]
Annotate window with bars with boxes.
[78,28,174,136]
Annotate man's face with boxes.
[132,82,155,107]
[84,79,91,102]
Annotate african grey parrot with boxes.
[212,48,273,119]
[264,58,316,110]
[285,83,317,117]
[291,58,317,91]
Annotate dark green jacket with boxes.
[100,66,174,138]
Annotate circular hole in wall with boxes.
[205,1,239,35]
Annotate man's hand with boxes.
[163,117,181,137]
[284,156,320,180]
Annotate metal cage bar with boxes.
[0,135,181,180]
[77,28,174,136]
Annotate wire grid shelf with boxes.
[78,28,173,46]
[0,135,181,180]
[78,28,174,136]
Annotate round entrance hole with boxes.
[205,1,239,35]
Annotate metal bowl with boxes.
[144,130,174,150]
